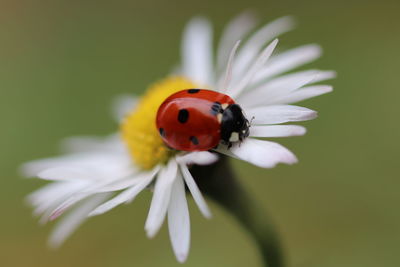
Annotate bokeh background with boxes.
[1,0,399,266]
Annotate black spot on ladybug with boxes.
[189,136,199,145]
[178,109,189,123]
[187,89,200,94]
[210,102,223,115]
[159,128,165,137]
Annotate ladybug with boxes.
[156,89,250,151]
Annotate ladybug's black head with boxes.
[220,104,250,147]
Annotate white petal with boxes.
[88,168,159,216]
[250,125,306,138]
[168,174,190,263]
[86,176,143,193]
[181,17,213,85]
[232,16,294,79]
[28,182,70,210]
[37,167,95,182]
[268,85,333,105]
[60,134,126,154]
[246,105,317,124]
[251,63,335,90]
[238,69,320,107]
[309,70,336,83]
[83,166,158,194]
[179,164,212,218]
[21,150,131,178]
[145,160,178,238]
[28,181,88,220]
[21,157,77,177]
[176,151,218,166]
[227,39,279,98]
[230,138,298,168]
[48,193,91,221]
[48,193,111,248]
[111,95,138,122]
[253,44,322,82]
[217,40,241,92]
[34,168,137,222]
[216,11,257,73]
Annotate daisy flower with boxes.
[23,12,334,263]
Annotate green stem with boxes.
[192,156,284,267]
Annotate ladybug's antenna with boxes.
[219,40,241,92]
[249,116,255,126]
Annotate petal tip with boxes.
[203,210,213,219]
[49,209,64,221]
[47,240,61,250]
[145,223,158,239]
[325,85,334,93]
[307,111,318,120]
[87,210,98,217]
[187,16,211,30]
[287,154,299,165]
[176,253,188,263]
[145,228,157,239]
[295,126,307,136]
[19,164,33,178]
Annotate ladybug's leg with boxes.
[209,144,219,152]
[210,102,223,115]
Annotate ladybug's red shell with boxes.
[156,89,235,151]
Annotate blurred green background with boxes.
[1,0,399,266]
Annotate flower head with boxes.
[23,12,334,263]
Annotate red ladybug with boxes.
[156,89,250,151]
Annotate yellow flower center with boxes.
[121,76,199,170]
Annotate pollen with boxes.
[121,76,199,170]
